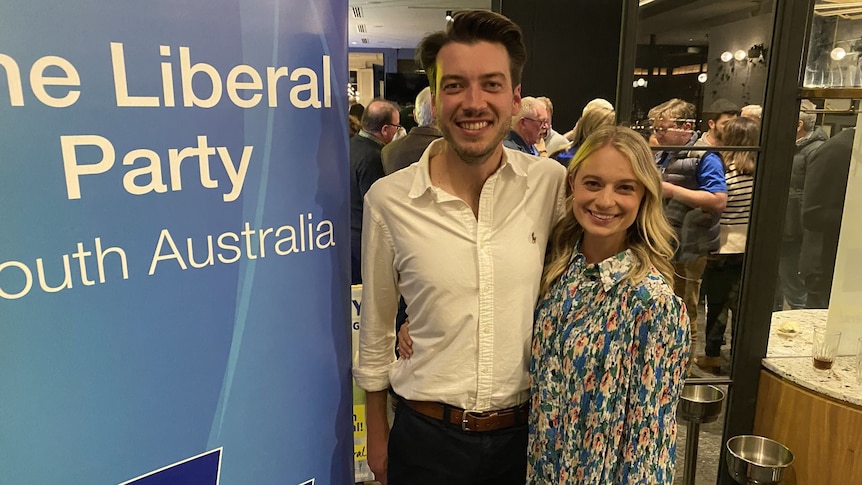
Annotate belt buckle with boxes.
[461,410,478,431]
[461,410,497,432]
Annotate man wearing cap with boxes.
[695,98,740,148]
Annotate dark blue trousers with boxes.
[387,399,528,485]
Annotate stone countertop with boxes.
[765,309,862,408]
[767,309,827,357]
[762,356,862,407]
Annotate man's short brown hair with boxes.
[415,10,527,92]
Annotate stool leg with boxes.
[683,421,700,485]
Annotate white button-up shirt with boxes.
[353,139,567,411]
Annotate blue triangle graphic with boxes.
[120,448,221,485]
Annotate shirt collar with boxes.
[407,138,528,199]
[358,129,385,146]
[572,245,635,292]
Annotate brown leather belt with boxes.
[400,398,529,432]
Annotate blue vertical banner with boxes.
[0,0,352,484]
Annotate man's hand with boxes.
[396,322,414,359]
[365,390,390,485]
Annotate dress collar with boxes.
[571,245,635,292]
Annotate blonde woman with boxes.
[529,126,690,484]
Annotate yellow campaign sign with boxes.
[354,444,368,460]
[353,404,366,439]
[351,284,374,482]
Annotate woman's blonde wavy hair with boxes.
[540,125,678,296]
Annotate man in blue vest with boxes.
[651,98,727,350]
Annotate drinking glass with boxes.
[812,328,841,370]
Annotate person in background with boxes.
[551,106,614,166]
[536,96,570,155]
[801,127,855,308]
[504,96,550,156]
[695,117,759,374]
[398,126,690,484]
[652,98,727,350]
[582,97,614,116]
[349,114,362,137]
[775,100,827,310]
[740,104,762,125]
[399,104,418,133]
[382,87,443,175]
[350,99,400,285]
[350,101,366,120]
[561,97,615,142]
[695,98,739,148]
[354,11,567,485]
[646,105,661,146]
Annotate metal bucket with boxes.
[677,384,725,424]
[726,435,794,484]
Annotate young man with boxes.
[353,10,566,485]
[696,98,740,147]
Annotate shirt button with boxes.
[484,327,491,335]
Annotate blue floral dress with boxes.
[528,249,690,484]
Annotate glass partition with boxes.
[630,2,777,483]
[769,0,862,371]
[633,1,774,383]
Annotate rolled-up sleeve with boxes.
[352,198,399,392]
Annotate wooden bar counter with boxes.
[753,310,862,484]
